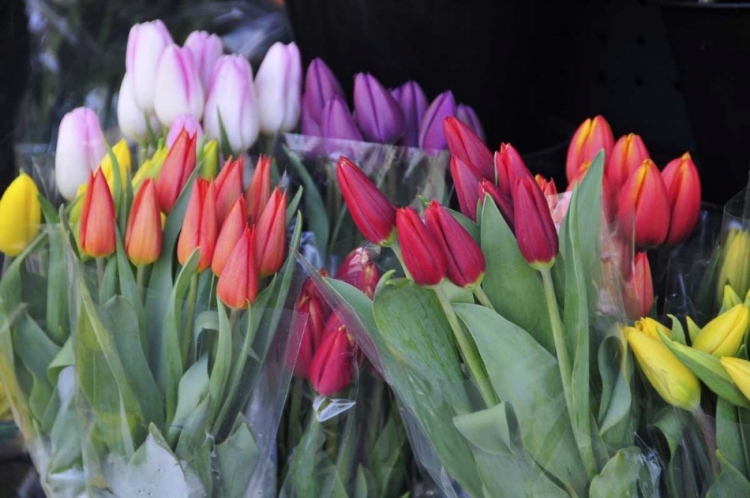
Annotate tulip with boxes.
[177,178,218,272]
[320,96,363,142]
[495,143,532,197]
[156,128,197,213]
[392,81,428,148]
[204,55,259,154]
[418,91,456,150]
[443,116,494,180]
[617,159,670,247]
[79,171,116,259]
[289,290,328,377]
[200,140,219,180]
[692,304,750,358]
[132,145,168,189]
[635,317,672,340]
[117,72,162,143]
[513,177,558,269]
[717,229,750,304]
[125,179,162,265]
[212,197,248,277]
[662,153,702,246]
[255,42,302,135]
[153,44,204,127]
[721,357,750,401]
[214,156,244,224]
[566,160,592,191]
[99,139,132,193]
[353,73,405,144]
[216,228,259,309]
[0,173,42,256]
[126,20,173,113]
[55,107,107,201]
[626,327,700,410]
[183,30,223,90]
[245,155,271,223]
[624,252,654,320]
[566,115,615,183]
[396,207,447,286]
[335,248,380,299]
[337,157,396,245]
[302,58,345,127]
[425,200,485,288]
[479,179,514,231]
[535,175,558,197]
[254,188,287,277]
[166,115,203,150]
[309,319,356,396]
[607,134,650,190]
[720,284,743,314]
[455,104,485,143]
[300,108,321,136]
[450,156,483,221]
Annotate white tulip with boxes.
[117,72,162,142]
[153,44,204,128]
[125,20,173,113]
[55,107,107,200]
[183,30,223,91]
[255,42,302,135]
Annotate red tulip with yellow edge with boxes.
[254,187,287,277]
[212,196,247,277]
[624,252,654,321]
[214,156,244,224]
[606,134,650,190]
[156,128,197,213]
[216,227,259,309]
[566,115,615,183]
[617,159,670,247]
[661,153,701,246]
[246,155,271,222]
[79,170,116,259]
[125,178,162,265]
[177,178,218,272]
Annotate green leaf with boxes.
[589,447,655,498]
[668,315,687,346]
[114,229,146,342]
[354,466,368,498]
[285,146,329,261]
[286,187,303,226]
[597,336,637,450]
[448,207,479,243]
[45,226,69,345]
[47,338,74,386]
[479,196,553,353]
[168,355,210,447]
[47,367,83,478]
[282,418,325,497]
[369,407,407,498]
[207,302,232,428]
[99,256,119,304]
[214,418,259,498]
[649,408,707,497]
[707,452,750,497]
[174,395,213,495]
[716,397,749,480]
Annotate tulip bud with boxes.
[495,143,533,197]
[300,108,321,136]
[204,55,259,154]
[117,72,162,143]
[256,42,302,135]
[310,317,357,396]
[0,173,42,256]
[153,44,204,127]
[320,96,363,142]
[662,153,702,246]
[166,114,203,151]
[289,290,328,378]
[607,134,650,190]
[626,327,700,410]
[255,188,287,277]
[425,200,485,288]
[455,104,485,143]
[125,179,162,266]
[535,175,558,197]
[200,140,219,180]
[156,128,197,213]
[450,155,483,221]
[177,178,218,272]
[217,228,259,309]
[418,91,456,150]
[396,207,447,286]
[55,107,107,200]
[132,145,168,190]
[183,30,223,90]
[617,159,670,247]
[624,252,654,320]
[335,248,380,299]
[513,177,558,269]
[245,155,271,223]
[79,171,116,259]
[635,317,672,340]
[692,304,750,358]
[717,229,750,304]
[99,140,132,194]
[302,58,345,127]
[392,81,428,148]
[721,357,750,402]
[214,156,244,224]
[126,20,173,113]
[479,179,514,231]
[212,196,248,277]
[443,116,494,180]
[353,73,405,144]
[337,157,396,245]
[720,284,743,314]
[566,115,615,183]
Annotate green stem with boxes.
[473,285,496,311]
[434,286,498,408]
[328,204,349,255]
[326,416,339,464]
[287,376,303,453]
[181,274,199,367]
[389,242,412,280]
[692,406,719,476]
[366,377,385,449]
[136,265,148,302]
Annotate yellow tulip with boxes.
[132,145,168,189]
[686,316,701,343]
[99,139,132,192]
[635,317,672,340]
[0,173,42,256]
[692,304,750,357]
[626,327,701,410]
[721,284,743,314]
[200,139,219,180]
[721,357,750,401]
[717,229,750,305]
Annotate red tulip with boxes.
[79,170,116,258]
[245,155,272,223]
[254,187,287,277]
[624,251,654,320]
[288,288,329,378]
[125,178,162,265]
[309,317,356,396]
[335,248,380,299]
[662,153,701,246]
[566,115,614,183]
[443,116,494,180]
[212,196,247,277]
[451,155,484,221]
[214,156,244,224]
[513,176,558,269]
[495,143,532,197]
[337,157,396,245]
[606,134,650,190]
[535,174,558,198]
[617,159,670,247]
[177,178,218,272]
[216,227,259,309]
[156,127,197,213]
[396,207,446,286]
[479,179,514,231]
[300,268,330,305]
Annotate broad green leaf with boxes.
[286,187,303,226]
[448,207,479,243]
[707,452,750,497]
[168,355,209,447]
[354,466,368,498]
[716,397,749,480]
[214,418,259,498]
[589,447,655,498]
[114,229,146,341]
[175,395,213,495]
[99,256,119,304]
[369,407,407,498]
[285,146,329,261]
[47,338,74,386]
[282,417,325,497]
[45,226,69,345]
[649,408,707,497]
[47,367,83,477]
[597,336,637,450]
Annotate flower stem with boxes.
[389,242,412,280]
[287,376,303,453]
[136,265,148,302]
[693,406,719,476]
[434,285,498,408]
[366,376,385,449]
[473,285,495,311]
[181,273,199,367]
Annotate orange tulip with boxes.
[617,159,670,247]
[177,178,218,272]
[216,227,259,309]
[156,128,197,213]
[79,170,116,258]
[662,153,701,246]
[566,115,614,183]
[125,178,162,265]
[624,251,654,320]
[212,196,247,277]
[245,155,272,222]
[214,156,244,224]
[606,134,650,190]
[254,187,287,277]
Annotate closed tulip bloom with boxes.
[720,284,744,314]
[626,327,700,410]
[310,320,356,396]
[0,173,41,256]
[166,114,203,150]
[624,252,654,321]
[720,357,750,401]
[177,178,218,272]
[99,139,132,193]
[55,107,107,200]
[254,188,287,277]
[451,155,483,221]
[321,96,363,142]
[455,104,485,143]
[200,140,220,180]
[662,153,702,245]
[183,30,223,90]
[289,290,328,377]
[418,91,456,150]
[335,247,380,299]
[126,20,173,113]
[217,228,259,309]
[354,73,405,144]
[443,116,494,180]
[245,155,271,222]
[566,115,615,183]
[117,72,162,143]
[425,200,485,288]
[125,179,162,265]
[513,177,558,269]
[480,179,514,231]
[156,128,197,213]
[256,42,302,135]
[635,317,672,340]
[154,44,204,127]
[214,156,244,224]
[79,171,116,259]
[300,108,321,136]
[495,143,533,197]
[392,81,428,147]
[535,174,558,211]
[396,207,447,286]
[692,304,750,357]
[204,55,259,154]
[717,229,750,303]
[302,58,345,127]
[607,134,650,190]
[212,196,247,277]
[337,157,396,244]
[617,159,670,247]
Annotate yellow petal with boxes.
[635,317,672,340]
[0,173,42,256]
[692,304,750,357]
[721,357,750,401]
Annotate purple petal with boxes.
[418,91,456,150]
[353,73,405,144]
[393,81,428,148]
[456,104,486,143]
[321,96,363,142]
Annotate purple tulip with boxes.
[353,73,405,144]
[183,30,223,90]
[300,107,321,136]
[321,96,363,142]
[167,114,204,149]
[456,104,486,143]
[303,58,345,127]
[391,81,428,148]
[153,44,204,127]
[418,91,456,151]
